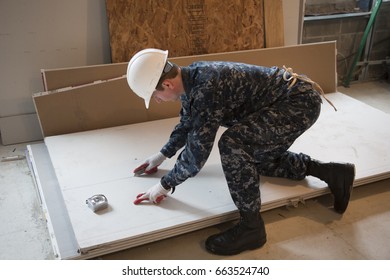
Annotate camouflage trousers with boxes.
[218,82,322,213]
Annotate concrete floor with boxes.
[0,80,389,260]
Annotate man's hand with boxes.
[134,182,170,204]
[133,152,166,176]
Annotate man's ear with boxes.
[163,79,174,89]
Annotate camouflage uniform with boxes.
[160,61,322,213]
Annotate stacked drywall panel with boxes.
[28,92,390,259]
[28,42,390,259]
[35,42,338,137]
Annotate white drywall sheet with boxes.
[42,92,390,257]
[26,144,78,259]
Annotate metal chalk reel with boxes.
[86,194,108,212]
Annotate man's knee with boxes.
[218,131,234,153]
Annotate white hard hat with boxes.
[126,48,168,109]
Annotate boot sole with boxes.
[334,163,355,214]
[205,237,267,256]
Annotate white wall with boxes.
[0,0,111,144]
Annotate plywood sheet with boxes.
[33,77,182,137]
[42,92,390,256]
[173,42,337,94]
[282,0,304,46]
[264,0,285,47]
[33,78,145,137]
[36,42,337,138]
[105,0,265,62]
[41,64,127,91]
[41,42,335,93]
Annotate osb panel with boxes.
[105,0,264,63]
[264,0,284,47]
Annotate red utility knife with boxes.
[133,193,166,205]
[133,163,158,176]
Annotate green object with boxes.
[343,0,383,87]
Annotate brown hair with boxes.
[155,61,179,91]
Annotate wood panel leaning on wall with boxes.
[105,0,265,62]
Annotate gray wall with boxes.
[0,0,111,144]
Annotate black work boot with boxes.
[307,159,355,214]
[205,211,267,255]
